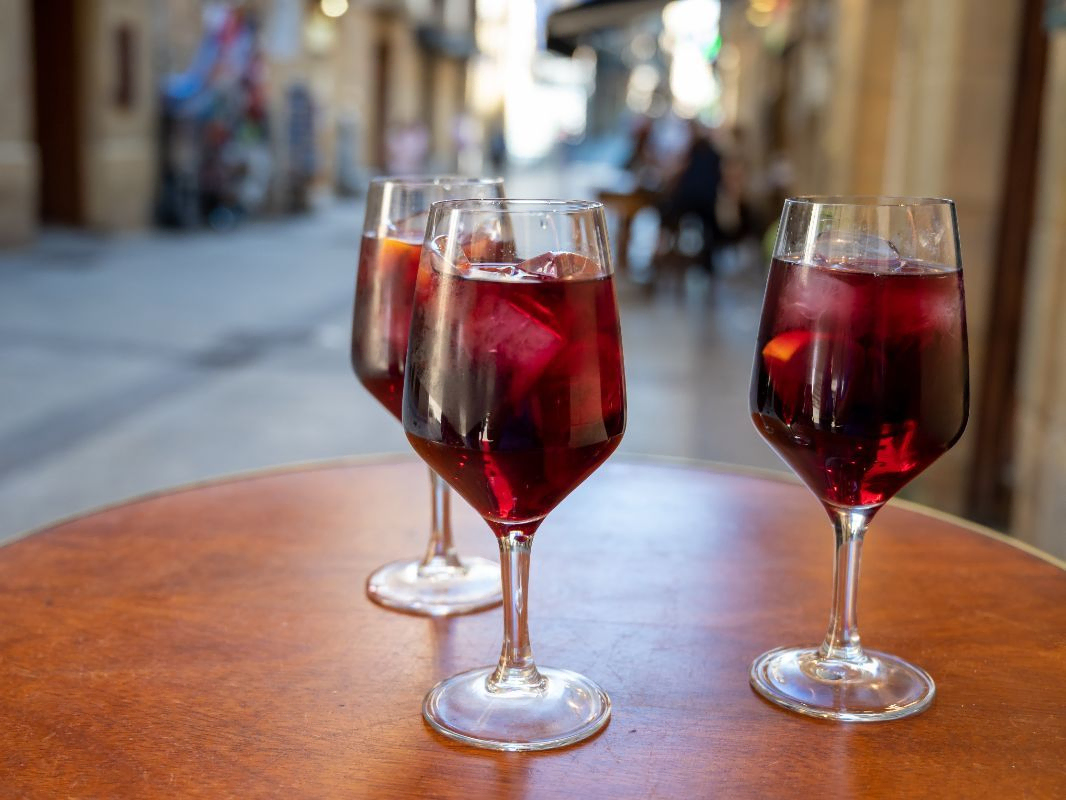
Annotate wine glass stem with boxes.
[820,506,873,663]
[489,529,545,692]
[419,469,463,573]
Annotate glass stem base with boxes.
[422,665,611,751]
[750,645,935,721]
[365,556,501,617]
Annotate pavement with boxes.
[0,166,782,542]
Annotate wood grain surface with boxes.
[1,457,1063,798]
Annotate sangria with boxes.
[404,199,625,750]
[749,197,969,721]
[351,176,504,616]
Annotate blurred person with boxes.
[487,115,507,172]
[655,119,722,274]
[649,108,694,176]
[335,112,364,197]
[159,2,273,228]
[712,130,759,259]
[624,115,662,190]
[386,121,430,175]
[286,83,315,213]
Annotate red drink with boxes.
[751,257,968,508]
[351,234,422,420]
[404,257,626,526]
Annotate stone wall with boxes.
[805,0,1023,518]
[806,0,1066,558]
[1013,34,1066,559]
[0,0,156,238]
[80,0,157,231]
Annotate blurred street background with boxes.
[1,0,1065,560]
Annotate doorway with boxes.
[32,0,85,225]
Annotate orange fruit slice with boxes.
[762,330,815,369]
[380,237,421,271]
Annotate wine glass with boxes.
[403,199,626,750]
[749,197,969,721]
[351,176,504,616]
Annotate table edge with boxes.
[635,454,1066,570]
[2,452,416,549]
[9,452,1065,571]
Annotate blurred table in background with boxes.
[1,457,1063,797]
[598,184,658,273]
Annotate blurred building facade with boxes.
[0,0,479,243]
[4,0,1065,558]
[548,0,1065,555]
[719,0,1066,556]
[2,0,159,239]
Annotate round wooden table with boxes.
[2,457,1064,797]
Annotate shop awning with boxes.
[546,0,668,54]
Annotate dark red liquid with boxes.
[751,257,968,508]
[351,235,422,420]
[404,263,625,527]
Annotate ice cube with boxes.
[917,222,944,254]
[558,333,624,444]
[779,261,858,325]
[385,210,431,241]
[426,234,472,275]
[885,272,963,338]
[466,220,517,264]
[470,292,566,405]
[813,230,901,271]
[516,251,601,280]
[468,264,524,280]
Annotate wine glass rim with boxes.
[787,195,955,208]
[368,175,504,188]
[430,198,604,214]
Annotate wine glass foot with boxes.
[365,557,502,616]
[423,666,611,751]
[750,645,935,722]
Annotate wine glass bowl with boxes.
[403,199,625,750]
[749,197,968,721]
[351,176,505,616]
